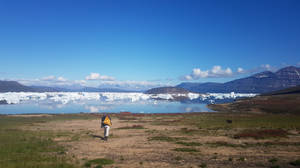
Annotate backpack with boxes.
[102,115,112,126]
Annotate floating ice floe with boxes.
[0,92,257,105]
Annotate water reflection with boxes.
[181,106,207,112]
[0,99,213,114]
[84,105,113,113]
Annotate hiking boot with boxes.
[104,136,108,141]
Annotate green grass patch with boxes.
[199,163,207,168]
[176,141,202,146]
[0,115,94,168]
[0,119,76,168]
[269,158,278,164]
[84,158,114,168]
[145,129,158,134]
[181,114,300,130]
[206,141,242,148]
[174,148,199,152]
[270,165,280,168]
[290,159,300,166]
[148,135,187,142]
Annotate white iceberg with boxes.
[0,92,257,105]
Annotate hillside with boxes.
[30,86,69,92]
[145,87,189,94]
[208,86,300,114]
[177,66,300,93]
[0,81,35,92]
[261,85,300,96]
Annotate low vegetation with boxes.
[176,141,202,146]
[290,159,300,166]
[209,94,300,114]
[1,112,300,168]
[0,115,85,168]
[148,135,187,142]
[173,147,199,153]
[117,125,144,129]
[84,158,114,168]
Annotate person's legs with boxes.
[104,125,110,141]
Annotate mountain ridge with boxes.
[177,66,300,93]
[145,87,189,94]
[0,82,141,93]
[1,66,300,93]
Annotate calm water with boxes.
[0,100,213,114]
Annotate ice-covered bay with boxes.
[0,92,256,114]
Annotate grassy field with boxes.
[0,114,95,168]
[0,113,300,168]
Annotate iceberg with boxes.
[0,92,257,105]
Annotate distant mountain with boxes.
[79,87,140,92]
[177,66,300,93]
[177,82,223,93]
[30,86,70,92]
[0,80,142,93]
[0,80,35,92]
[145,87,189,94]
[2,66,300,94]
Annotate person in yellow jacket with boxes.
[101,114,112,141]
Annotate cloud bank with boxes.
[85,73,115,81]
[181,63,285,81]
[182,65,238,80]
[14,72,165,91]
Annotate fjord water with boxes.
[0,100,212,114]
[0,92,258,114]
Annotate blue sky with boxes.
[0,0,299,89]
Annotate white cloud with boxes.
[261,64,271,70]
[192,68,209,78]
[14,74,164,91]
[85,73,115,81]
[97,80,166,91]
[183,75,193,81]
[210,66,233,77]
[74,80,87,85]
[100,75,115,81]
[182,65,234,80]
[57,76,67,82]
[85,73,100,80]
[17,75,71,87]
[41,76,67,82]
[237,67,244,73]
[42,76,56,81]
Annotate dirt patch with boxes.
[234,129,288,139]
[9,114,53,118]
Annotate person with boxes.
[101,114,112,141]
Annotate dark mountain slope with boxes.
[0,81,35,92]
[145,87,189,94]
[261,85,300,96]
[208,85,300,114]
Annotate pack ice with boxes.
[0,92,256,104]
